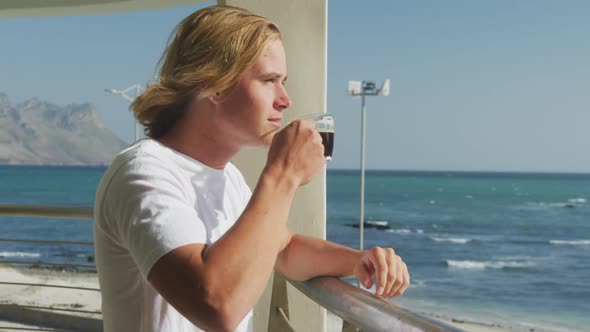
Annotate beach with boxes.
[0,264,101,330]
[0,265,100,312]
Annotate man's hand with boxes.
[353,247,410,298]
[264,119,325,187]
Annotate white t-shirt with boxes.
[94,139,253,332]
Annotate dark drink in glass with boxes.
[319,131,334,160]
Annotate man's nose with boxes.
[274,85,292,110]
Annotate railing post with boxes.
[268,273,295,332]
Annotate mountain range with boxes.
[0,93,127,165]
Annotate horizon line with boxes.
[2,164,590,176]
[327,168,590,176]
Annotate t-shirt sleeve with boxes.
[104,157,206,279]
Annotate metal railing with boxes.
[266,272,463,332]
[0,204,463,332]
[291,277,463,332]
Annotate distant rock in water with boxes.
[347,220,392,230]
[0,92,127,165]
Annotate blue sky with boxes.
[1,0,589,172]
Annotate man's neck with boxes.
[157,109,239,170]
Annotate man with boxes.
[94,5,409,332]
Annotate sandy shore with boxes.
[0,264,101,319]
[425,313,512,332]
[0,320,48,329]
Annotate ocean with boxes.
[1,166,589,332]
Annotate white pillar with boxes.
[219,0,328,331]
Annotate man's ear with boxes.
[208,92,223,104]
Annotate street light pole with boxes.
[359,92,367,251]
[104,83,143,142]
[347,79,390,252]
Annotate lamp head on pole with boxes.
[378,79,390,96]
[347,80,362,96]
[347,79,390,96]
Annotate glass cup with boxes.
[296,113,335,161]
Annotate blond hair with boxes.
[131,5,282,138]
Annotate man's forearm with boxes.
[275,233,362,281]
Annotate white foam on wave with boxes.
[430,237,471,244]
[549,240,590,246]
[366,220,388,226]
[447,260,534,270]
[568,198,587,204]
[409,279,426,288]
[385,228,412,234]
[0,251,41,258]
[520,200,587,210]
[529,202,564,207]
[494,255,536,261]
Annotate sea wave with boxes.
[446,260,534,270]
[549,240,590,246]
[430,237,472,244]
[366,220,389,227]
[0,251,41,258]
[494,255,536,261]
[568,198,587,204]
[385,229,412,234]
[409,279,426,288]
[521,198,588,210]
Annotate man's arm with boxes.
[275,233,410,298]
